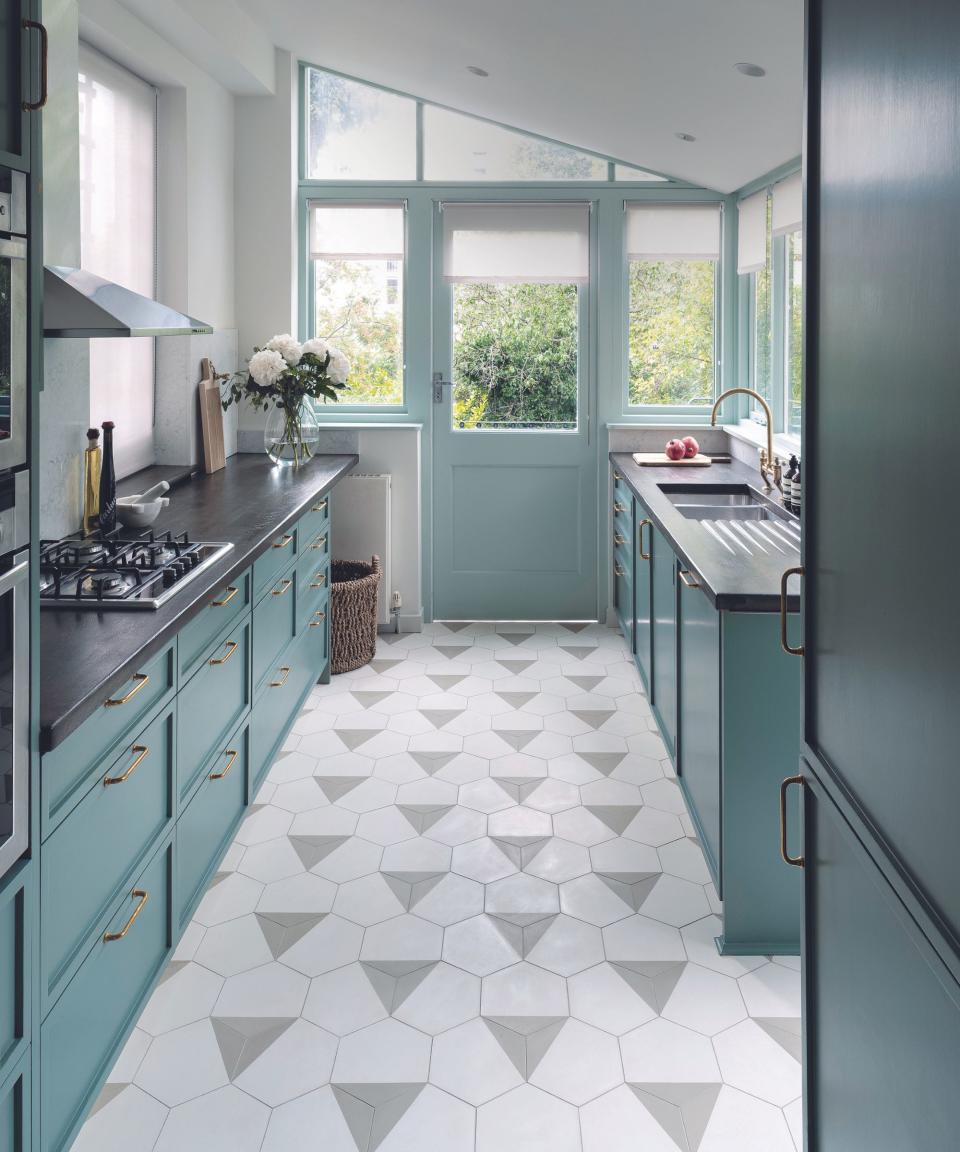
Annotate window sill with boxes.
[724,420,801,459]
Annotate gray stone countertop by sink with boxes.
[39,452,357,752]
[610,452,801,613]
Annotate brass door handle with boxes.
[273,533,294,550]
[309,610,326,627]
[678,569,700,589]
[638,518,652,561]
[312,499,328,513]
[614,532,627,547]
[211,586,238,607]
[272,578,293,597]
[613,501,628,514]
[310,571,327,589]
[310,535,328,551]
[271,666,291,687]
[103,745,148,786]
[780,566,805,656]
[779,775,806,867]
[22,20,48,111]
[104,673,149,708]
[209,639,239,666]
[103,889,149,942]
[210,749,239,781]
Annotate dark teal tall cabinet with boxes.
[801,0,960,1145]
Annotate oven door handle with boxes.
[0,559,28,596]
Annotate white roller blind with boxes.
[79,44,157,479]
[442,203,590,284]
[626,204,720,261]
[310,203,405,260]
[772,172,803,236]
[737,190,768,274]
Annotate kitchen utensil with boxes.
[116,495,169,528]
[199,357,226,474]
[136,479,170,504]
[632,452,712,467]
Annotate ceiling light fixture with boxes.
[466,65,489,77]
[735,62,766,77]
[675,132,696,143]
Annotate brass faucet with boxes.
[710,387,775,492]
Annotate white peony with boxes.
[247,348,287,387]
[265,333,303,366]
[301,337,330,361]
[326,346,350,385]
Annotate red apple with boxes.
[665,439,687,461]
[681,435,700,459]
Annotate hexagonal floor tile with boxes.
[476,1085,580,1152]
[568,962,657,1036]
[529,1018,623,1104]
[431,1017,524,1105]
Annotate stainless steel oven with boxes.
[0,471,28,882]
[0,167,28,474]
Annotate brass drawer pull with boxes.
[103,889,149,942]
[209,639,239,666]
[310,534,328,551]
[272,578,293,597]
[104,744,148,787]
[679,569,699,589]
[310,571,327,589]
[273,533,294,550]
[613,471,622,483]
[104,673,149,708]
[614,563,626,578]
[614,532,627,547]
[312,499,328,513]
[271,666,291,688]
[210,749,239,781]
[638,518,652,561]
[211,586,239,607]
[779,775,806,867]
[613,501,628,514]
[780,566,805,656]
[309,610,327,628]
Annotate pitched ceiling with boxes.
[237,0,802,192]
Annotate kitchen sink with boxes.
[677,504,776,521]
[659,484,764,508]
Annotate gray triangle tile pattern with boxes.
[75,623,802,1152]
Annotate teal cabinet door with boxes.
[0,1050,30,1152]
[651,527,677,761]
[252,570,298,695]
[0,863,30,1084]
[633,503,654,694]
[677,572,720,882]
[178,570,251,684]
[0,0,33,171]
[613,546,633,650]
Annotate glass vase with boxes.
[264,401,319,468]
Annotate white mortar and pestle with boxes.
[116,480,171,529]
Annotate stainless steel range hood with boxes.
[43,266,213,338]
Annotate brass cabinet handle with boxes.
[309,610,326,628]
[310,534,328,551]
[614,532,627,547]
[779,775,806,867]
[22,20,48,111]
[638,518,652,561]
[312,499,328,513]
[103,889,149,942]
[210,749,239,781]
[613,501,628,514]
[273,533,294,550]
[271,666,291,688]
[104,744,148,786]
[310,571,327,589]
[104,673,149,708]
[678,569,700,589]
[614,563,626,577]
[780,566,805,656]
[613,471,622,483]
[211,586,238,608]
[272,578,293,597]
[209,639,239,666]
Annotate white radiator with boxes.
[331,473,392,626]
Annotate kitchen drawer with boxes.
[0,863,30,1084]
[42,643,175,837]
[253,568,298,693]
[177,725,248,928]
[298,492,330,546]
[0,1050,30,1152]
[296,550,330,634]
[253,525,299,601]
[178,569,252,683]
[178,620,251,807]
[612,494,633,543]
[612,520,632,560]
[40,705,174,1014]
[301,524,330,566]
[613,545,633,650]
[40,839,172,1152]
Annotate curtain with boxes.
[626,204,721,261]
[442,203,590,284]
[310,203,405,260]
[737,190,768,274]
[772,172,803,236]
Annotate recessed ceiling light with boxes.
[735,62,766,77]
[466,65,489,77]
[675,132,696,143]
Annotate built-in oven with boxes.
[0,471,28,882]
[0,167,28,475]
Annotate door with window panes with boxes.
[432,202,597,620]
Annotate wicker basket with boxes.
[330,555,382,674]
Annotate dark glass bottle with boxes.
[98,420,117,534]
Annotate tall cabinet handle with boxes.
[637,518,652,560]
[779,775,806,867]
[780,566,805,656]
[22,20,48,111]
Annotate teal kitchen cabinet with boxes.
[613,543,633,650]
[0,863,30,1089]
[0,1050,30,1152]
[650,526,677,762]
[0,0,41,172]
[177,570,251,684]
[633,500,654,694]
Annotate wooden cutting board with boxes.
[199,358,225,474]
[632,452,712,467]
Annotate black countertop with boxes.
[40,452,358,752]
[610,453,801,613]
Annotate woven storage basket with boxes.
[330,555,382,674]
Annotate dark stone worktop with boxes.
[610,452,801,613]
[40,452,358,752]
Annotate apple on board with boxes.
[665,439,687,461]
[681,435,700,459]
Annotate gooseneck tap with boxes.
[709,387,775,492]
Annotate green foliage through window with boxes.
[786,230,803,434]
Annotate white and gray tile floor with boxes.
[72,623,802,1152]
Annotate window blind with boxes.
[625,204,720,261]
[442,203,590,284]
[309,203,405,260]
[772,172,803,236]
[79,43,157,479]
[737,190,768,274]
